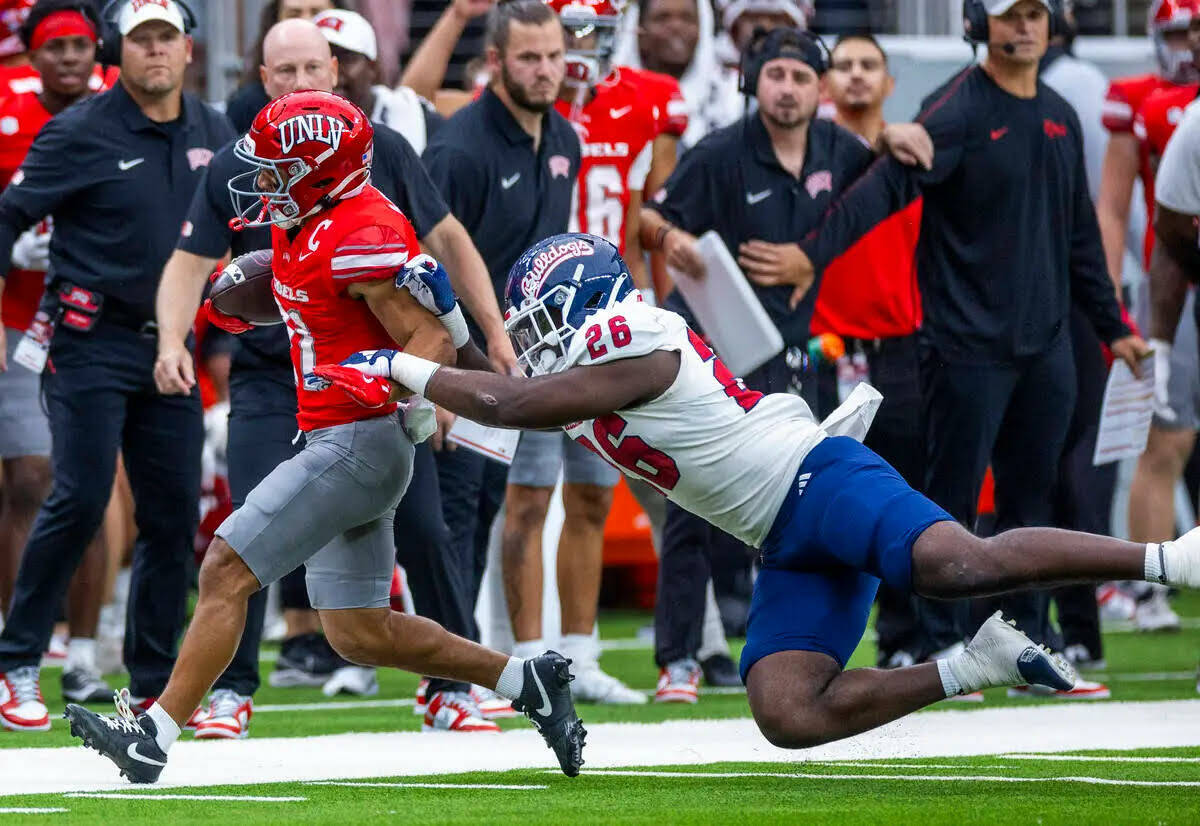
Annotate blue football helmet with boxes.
[504,233,635,376]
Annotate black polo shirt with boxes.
[423,87,580,314]
[801,65,1129,362]
[0,82,234,322]
[178,120,451,373]
[648,112,874,346]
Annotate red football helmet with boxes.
[228,90,374,230]
[545,0,623,86]
[1150,0,1200,83]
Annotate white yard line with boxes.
[1002,753,1200,763]
[0,809,67,814]
[4,700,1198,798]
[63,794,306,802]
[308,782,545,790]
[580,770,1200,787]
[255,698,414,713]
[809,762,1013,769]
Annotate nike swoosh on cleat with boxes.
[126,742,167,767]
[529,664,553,717]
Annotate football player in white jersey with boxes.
[317,233,1200,749]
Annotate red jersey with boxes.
[1133,83,1198,265]
[0,65,117,330]
[555,67,686,252]
[270,186,418,431]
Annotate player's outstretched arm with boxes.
[321,349,680,430]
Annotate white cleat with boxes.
[321,666,378,697]
[947,611,1074,695]
[569,664,647,705]
[193,689,253,739]
[1157,527,1200,587]
[1135,588,1182,632]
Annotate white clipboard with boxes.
[446,417,521,465]
[668,230,785,377]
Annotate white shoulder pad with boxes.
[565,301,687,368]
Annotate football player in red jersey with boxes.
[64,90,587,783]
[1097,0,1200,287]
[1122,12,1200,633]
[0,0,116,708]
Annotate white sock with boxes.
[493,656,525,702]
[512,639,544,661]
[1145,542,1167,584]
[145,703,181,753]
[558,634,598,671]
[937,658,962,697]
[66,638,96,673]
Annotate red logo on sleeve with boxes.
[1043,119,1068,139]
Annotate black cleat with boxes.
[64,689,169,784]
[700,654,743,688]
[510,651,587,777]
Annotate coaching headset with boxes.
[738,26,831,97]
[96,0,197,66]
[962,0,1061,49]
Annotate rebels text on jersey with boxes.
[556,67,686,252]
[562,301,827,548]
[270,185,416,431]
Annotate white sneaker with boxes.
[570,663,647,705]
[193,689,253,739]
[0,666,49,731]
[655,659,700,703]
[946,611,1074,694]
[1062,644,1106,672]
[1097,583,1137,624]
[470,685,519,718]
[322,665,378,697]
[1135,588,1182,632]
[422,691,500,732]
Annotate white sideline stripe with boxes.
[255,698,414,713]
[7,700,1200,797]
[1002,753,1200,763]
[63,794,306,802]
[0,808,67,814]
[308,782,545,790]
[579,770,1200,787]
[811,762,1012,769]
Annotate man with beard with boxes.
[422,0,580,635]
[637,26,932,698]
[0,0,232,732]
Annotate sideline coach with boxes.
[797,0,1147,642]
[0,0,232,718]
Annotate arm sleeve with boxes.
[330,221,419,288]
[1069,122,1131,343]
[382,131,451,237]
[423,143,486,234]
[643,142,718,235]
[800,94,965,274]
[0,117,79,264]
[1155,104,1200,214]
[177,160,234,258]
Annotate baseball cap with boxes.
[117,0,186,36]
[313,9,377,61]
[980,0,1051,14]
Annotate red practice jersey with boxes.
[1134,83,1198,265]
[0,66,117,330]
[270,186,418,431]
[556,67,686,252]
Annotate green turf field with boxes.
[0,592,1197,822]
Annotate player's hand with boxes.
[1149,338,1175,422]
[312,364,396,408]
[452,0,495,21]
[432,405,457,451]
[1111,334,1152,379]
[663,228,705,279]
[203,298,253,335]
[0,325,7,373]
[401,396,439,443]
[741,241,814,306]
[11,225,51,271]
[485,328,520,375]
[398,254,458,316]
[878,122,933,170]
[154,343,196,395]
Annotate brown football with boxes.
[208,249,282,326]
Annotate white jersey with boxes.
[561,301,880,548]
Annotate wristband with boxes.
[1149,338,1172,359]
[654,224,675,250]
[441,304,471,349]
[390,352,441,397]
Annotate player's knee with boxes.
[563,483,614,527]
[324,614,387,665]
[504,487,552,541]
[3,458,52,515]
[750,698,827,749]
[198,539,259,602]
[1139,427,1193,477]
